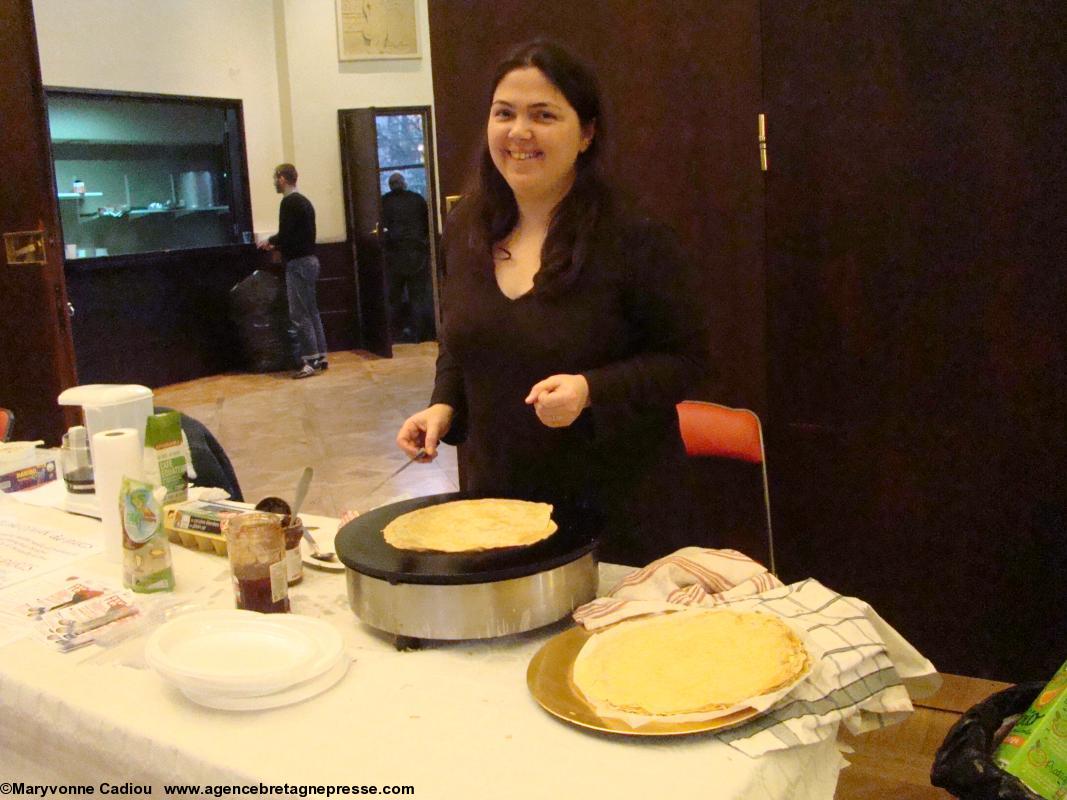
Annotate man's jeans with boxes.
[285,255,327,363]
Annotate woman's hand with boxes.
[525,374,590,428]
[396,403,454,460]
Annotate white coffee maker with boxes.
[57,384,155,491]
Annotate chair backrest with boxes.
[676,400,776,574]
[154,406,243,501]
[676,401,763,462]
[0,408,13,442]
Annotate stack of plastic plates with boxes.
[145,609,347,710]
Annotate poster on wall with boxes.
[336,0,420,61]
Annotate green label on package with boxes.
[993,658,1067,799]
[144,411,188,506]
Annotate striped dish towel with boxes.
[573,547,941,757]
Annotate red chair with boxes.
[676,400,776,574]
[0,408,12,442]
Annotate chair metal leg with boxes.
[760,460,776,576]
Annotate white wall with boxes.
[279,0,436,241]
[34,0,284,235]
[32,0,437,241]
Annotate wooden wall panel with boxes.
[430,0,1067,682]
[65,247,259,387]
[316,240,359,352]
[65,240,359,388]
[427,0,766,409]
[763,2,1067,681]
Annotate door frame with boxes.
[0,0,78,443]
[370,105,443,333]
[337,104,442,355]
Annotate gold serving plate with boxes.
[526,626,761,736]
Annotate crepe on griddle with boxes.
[382,498,558,553]
[572,609,809,716]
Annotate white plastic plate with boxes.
[146,610,320,697]
[179,656,349,711]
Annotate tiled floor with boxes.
[154,347,1004,800]
[154,344,459,517]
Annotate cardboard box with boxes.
[164,499,250,535]
[993,658,1067,799]
[0,460,57,493]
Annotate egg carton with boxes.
[163,525,228,556]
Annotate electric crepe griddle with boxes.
[336,492,599,647]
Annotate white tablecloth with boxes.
[0,500,847,799]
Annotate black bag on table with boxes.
[930,681,1046,800]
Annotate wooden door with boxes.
[0,0,78,444]
[762,2,1067,681]
[339,107,447,354]
[339,108,392,358]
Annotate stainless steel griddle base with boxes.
[346,552,597,641]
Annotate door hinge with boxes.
[758,113,768,172]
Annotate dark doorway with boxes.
[338,106,440,358]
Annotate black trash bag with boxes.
[230,270,297,373]
[930,681,1046,800]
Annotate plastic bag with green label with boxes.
[120,476,175,593]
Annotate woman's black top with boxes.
[430,214,713,565]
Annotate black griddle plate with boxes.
[336,492,599,585]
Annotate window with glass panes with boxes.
[376,114,428,199]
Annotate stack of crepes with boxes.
[572,606,814,726]
[572,548,941,756]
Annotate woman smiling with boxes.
[396,40,712,565]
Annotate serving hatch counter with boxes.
[0,499,846,799]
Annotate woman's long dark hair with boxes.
[455,39,614,297]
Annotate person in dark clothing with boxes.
[395,41,712,565]
[258,163,328,378]
[381,173,434,343]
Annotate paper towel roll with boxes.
[92,428,143,564]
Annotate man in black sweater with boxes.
[258,163,327,378]
[381,173,434,343]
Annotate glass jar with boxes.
[283,515,304,586]
[59,426,94,494]
[224,512,289,613]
